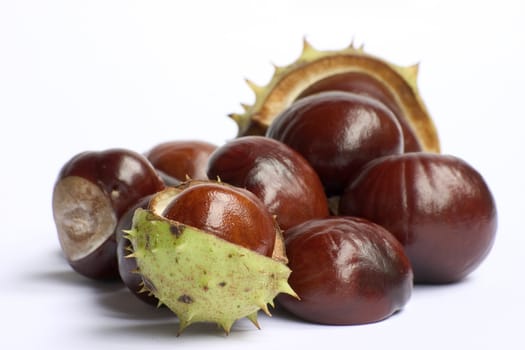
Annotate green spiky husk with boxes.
[126,208,296,335]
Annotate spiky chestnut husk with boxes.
[231,39,439,153]
[125,185,296,335]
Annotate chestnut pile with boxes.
[51,41,497,335]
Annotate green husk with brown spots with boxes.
[125,207,296,335]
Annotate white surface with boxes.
[1,1,524,349]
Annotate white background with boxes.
[1,0,524,348]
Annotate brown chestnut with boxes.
[339,153,497,284]
[266,91,403,195]
[206,136,329,231]
[52,148,165,280]
[146,140,217,184]
[277,216,413,325]
[162,182,277,257]
[296,71,422,152]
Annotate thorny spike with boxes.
[348,36,356,49]
[177,320,189,337]
[228,113,241,123]
[259,303,272,317]
[271,62,286,75]
[240,103,251,112]
[123,230,135,242]
[137,280,150,294]
[220,320,234,335]
[247,312,260,329]
[301,37,316,56]
[346,37,364,51]
[245,79,264,95]
[402,63,420,87]
[281,282,300,300]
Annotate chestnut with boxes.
[162,182,277,257]
[146,140,217,184]
[339,153,497,284]
[52,148,165,280]
[296,71,422,152]
[206,136,329,231]
[125,184,296,333]
[277,216,413,325]
[266,91,403,195]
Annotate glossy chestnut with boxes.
[162,182,277,257]
[266,91,403,195]
[52,148,165,280]
[146,140,217,184]
[296,71,422,152]
[339,153,497,284]
[277,216,413,325]
[206,136,329,231]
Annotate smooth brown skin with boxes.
[339,153,498,284]
[277,216,413,325]
[54,148,165,280]
[116,195,159,305]
[146,140,217,182]
[266,91,403,196]
[297,72,423,152]
[206,136,329,231]
[163,183,276,257]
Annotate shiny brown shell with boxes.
[149,181,288,264]
[230,39,439,153]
